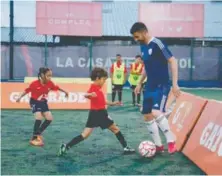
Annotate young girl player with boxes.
[16,67,68,147]
[58,67,135,156]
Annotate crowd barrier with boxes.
[1,82,107,110]
[182,100,222,175]
[168,92,207,151]
[169,93,222,175]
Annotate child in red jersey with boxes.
[58,67,135,156]
[16,67,68,146]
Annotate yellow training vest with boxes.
[128,63,143,86]
[112,62,125,85]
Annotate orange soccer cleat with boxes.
[30,138,44,147]
[37,135,43,142]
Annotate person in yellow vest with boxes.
[128,55,144,106]
[110,54,127,106]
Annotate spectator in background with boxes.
[128,55,144,106]
[110,54,127,106]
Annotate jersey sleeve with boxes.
[87,87,92,93]
[86,85,99,99]
[156,40,173,60]
[50,81,60,91]
[24,82,35,93]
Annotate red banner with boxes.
[139,3,204,37]
[36,1,102,36]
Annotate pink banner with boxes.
[36,2,102,36]
[139,3,204,37]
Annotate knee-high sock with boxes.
[32,120,42,140]
[115,131,127,148]
[146,119,162,146]
[156,114,175,143]
[38,120,52,134]
[66,135,84,149]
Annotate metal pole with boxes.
[219,47,222,84]
[89,37,93,72]
[9,0,14,80]
[190,38,194,81]
[44,35,48,67]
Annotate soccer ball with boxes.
[138,141,156,158]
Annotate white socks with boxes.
[156,114,175,143]
[146,120,162,146]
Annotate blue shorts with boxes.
[142,84,170,114]
[30,98,49,114]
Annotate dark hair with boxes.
[38,67,51,80]
[135,55,142,59]
[130,22,148,34]
[90,67,108,81]
[116,54,121,57]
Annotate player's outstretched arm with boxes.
[16,83,34,102]
[84,92,97,99]
[58,88,69,98]
[16,91,28,102]
[168,57,180,98]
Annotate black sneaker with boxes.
[58,143,67,156]
[123,146,135,155]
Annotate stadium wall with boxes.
[1,44,222,87]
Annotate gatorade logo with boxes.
[117,74,122,79]
[133,76,138,80]
[172,101,192,132]
[9,92,87,103]
[200,122,222,157]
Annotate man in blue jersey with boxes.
[130,22,180,154]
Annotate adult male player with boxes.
[130,22,180,154]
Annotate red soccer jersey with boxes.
[110,61,127,73]
[25,80,60,101]
[87,84,106,110]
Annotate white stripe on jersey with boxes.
[160,95,167,112]
[153,38,165,50]
[153,38,171,59]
